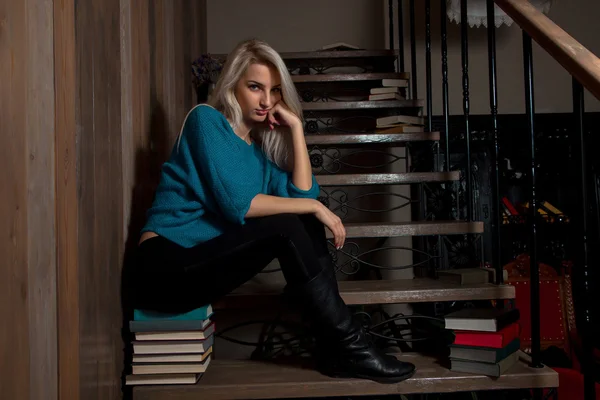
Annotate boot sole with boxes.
[322,368,416,384]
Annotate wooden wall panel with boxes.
[123,0,207,257]
[2,0,206,398]
[26,1,58,399]
[74,0,124,399]
[1,0,57,399]
[54,0,80,397]
[0,0,31,398]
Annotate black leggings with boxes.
[133,213,331,313]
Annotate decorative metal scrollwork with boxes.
[319,188,416,219]
[304,115,377,134]
[287,64,371,76]
[310,147,405,173]
[328,241,438,275]
[442,234,483,269]
[423,182,456,220]
[298,87,366,103]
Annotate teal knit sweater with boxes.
[141,104,320,248]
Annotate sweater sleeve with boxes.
[267,159,321,199]
[184,105,260,225]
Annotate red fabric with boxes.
[550,367,600,400]
[508,280,566,346]
[569,328,600,372]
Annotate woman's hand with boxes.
[267,101,301,131]
[314,201,346,250]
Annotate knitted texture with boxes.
[142,104,320,248]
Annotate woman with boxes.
[134,38,416,383]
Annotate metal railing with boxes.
[392,0,599,398]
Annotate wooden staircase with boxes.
[133,49,558,399]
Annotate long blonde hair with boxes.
[207,39,303,170]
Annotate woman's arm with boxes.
[245,194,319,217]
[289,123,313,191]
[266,102,314,191]
[246,194,346,249]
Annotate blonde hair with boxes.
[207,39,303,170]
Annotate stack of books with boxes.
[368,78,409,101]
[444,307,521,377]
[125,304,215,386]
[374,114,424,133]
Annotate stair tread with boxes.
[216,278,515,309]
[281,49,399,59]
[305,132,440,144]
[303,100,423,110]
[317,172,460,186]
[213,50,399,61]
[292,72,409,83]
[331,221,484,238]
[132,353,557,400]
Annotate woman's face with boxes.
[235,62,282,127]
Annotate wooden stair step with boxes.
[132,353,558,400]
[292,72,409,83]
[305,132,440,145]
[216,278,515,310]
[330,221,484,239]
[280,49,399,60]
[317,172,460,186]
[214,50,399,62]
[303,100,423,111]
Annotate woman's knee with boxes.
[261,213,305,233]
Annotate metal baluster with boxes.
[486,0,502,283]
[397,0,405,72]
[572,78,597,400]
[425,0,432,133]
[388,0,395,50]
[460,0,473,221]
[522,32,541,370]
[441,0,450,172]
[409,0,417,99]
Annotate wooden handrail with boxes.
[495,0,600,101]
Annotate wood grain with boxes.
[302,100,424,110]
[328,221,484,239]
[27,0,58,399]
[54,0,80,398]
[292,72,410,83]
[305,132,440,145]
[495,0,600,100]
[133,353,558,399]
[212,49,400,61]
[316,172,460,186]
[216,278,516,309]
[280,50,400,60]
[75,0,124,399]
[0,0,30,398]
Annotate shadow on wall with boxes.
[119,104,172,398]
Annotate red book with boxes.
[453,322,520,348]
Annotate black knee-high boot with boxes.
[288,265,416,384]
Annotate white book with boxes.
[133,335,214,354]
[125,373,201,385]
[370,87,402,95]
[132,347,213,364]
[376,115,424,127]
[368,92,405,101]
[382,78,409,87]
[132,356,212,375]
[134,322,215,341]
[320,42,360,50]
